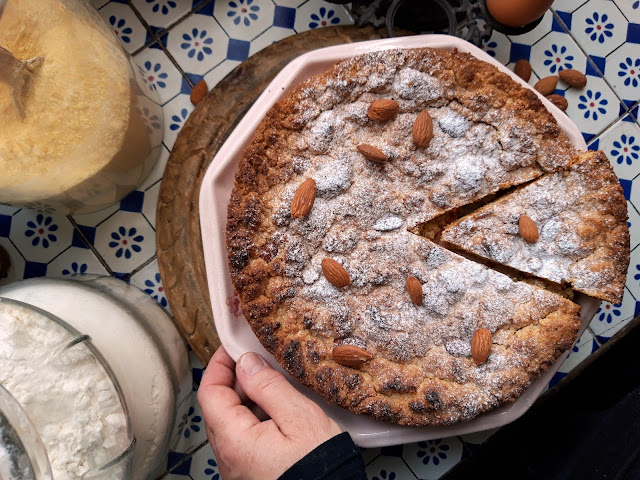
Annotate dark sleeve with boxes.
[278,432,367,480]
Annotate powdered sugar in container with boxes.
[0,276,192,479]
[0,298,135,479]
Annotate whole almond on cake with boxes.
[368,99,399,121]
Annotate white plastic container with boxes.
[0,276,191,479]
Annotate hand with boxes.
[197,346,343,480]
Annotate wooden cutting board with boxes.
[156,25,400,365]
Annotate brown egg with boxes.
[486,0,554,27]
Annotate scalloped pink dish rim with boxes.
[199,34,598,448]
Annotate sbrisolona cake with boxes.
[226,47,629,426]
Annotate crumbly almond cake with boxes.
[442,150,629,304]
[225,47,617,426]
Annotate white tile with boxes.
[402,437,463,480]
[589,287,637,339]
[564,76,621,137]
[0,205,20,216]
[273,0,306,8]
[166,13,230,75]
[552,0,590,14]
[94,211,156,274]
[625,245,640,299]
[0,238,25,286]
[557,329,597,374]
[46,247,109,278]
[507,9,555,46]
[595,114,640,181]
[9,210,74,264]
[202,59,242,89]
[136,96,165,149]
[249,26,296,57]
[72,204,120,229]
[98,2,148,54]
[572,0,628,57]
[130,258,172,313]
[170,399,208,455]
[188,444,220,480]
[614,0,640,23]
[294,2,353,33]
[530,31,585,77]
[604,43,640,103]
[141,181,161,229]
[133,47,184,105]
[140,145,170,191]
[628,201,640,251]
[131,0,192,31]
[162,94,195,150]
[214,0,275,41]
[366,455,417,480]
[480,29,511,67]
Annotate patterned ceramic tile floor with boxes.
[2,0,639,478]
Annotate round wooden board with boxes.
[157,25,398,365]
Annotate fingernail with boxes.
[239,352,267,376]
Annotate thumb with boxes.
[236,352,324,435]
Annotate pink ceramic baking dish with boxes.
[199,34,599,447]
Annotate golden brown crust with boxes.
[226,47,584,426]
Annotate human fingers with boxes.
[197,347,260,439]
[235,352,341,438]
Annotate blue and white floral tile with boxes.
[564,76,623,142]
[130,258,172,313]
[366,455,417,480]
[166,11,230,76]
[0,238,25,287]
[403,437,463,480]
[130,0,195,34]
[140,145,171,191]
[614,0,640,23]
[549,329,600,387]
[589,287,639,342]
[590,113,640,184]
[94,210,156,275]
[552,0,589,14]
[187,443,221,480]
[163,94,195,150]
[249,26,296,57]
[566,1,629,58]
[8,210,75,265]
[46,247,109,279]
[98,1,150,54]
[171,401,208,456]
[293,2,353,34]
[134,45,185,105]
[601,43,640,108]
[213,0,276,42]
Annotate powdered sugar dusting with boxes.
[442,151,621,297]
[234,48,582,422]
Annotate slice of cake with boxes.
[441,150,629,303]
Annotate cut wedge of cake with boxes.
[441,150,629,304]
